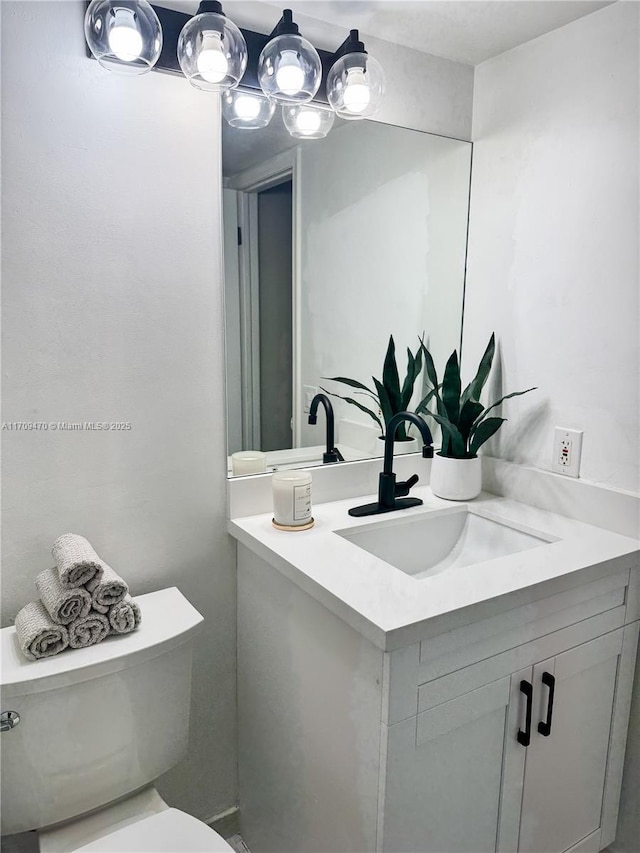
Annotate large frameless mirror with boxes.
[222,111,472,476]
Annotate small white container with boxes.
[232,451,267,476]
[272,470,313,529]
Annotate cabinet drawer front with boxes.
[418,607,625,714]
[416,677,510,746]
[419,571,628,681]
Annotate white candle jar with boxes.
[272,470,313,528]
[232,451,267,476]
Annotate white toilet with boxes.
[1,587,235,852]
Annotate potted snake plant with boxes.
[418,334,537,500]
[322,335,432,453]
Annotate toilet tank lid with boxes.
[1,587,204,698]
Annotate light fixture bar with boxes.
[85,2,335,104]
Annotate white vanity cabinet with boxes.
[235,536,639,853]
[384,625,639,853]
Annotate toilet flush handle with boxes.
[1,710,20,732]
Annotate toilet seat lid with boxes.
[73,808,236,852]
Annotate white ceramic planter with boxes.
[378,436,419,456]
[430,453,482,501]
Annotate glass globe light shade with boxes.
[326,52,386,120]
[177,4,247,92]
[282,104,335,139]
[222,90,276,129]
[84,0,162,75]
[258,34,321,104]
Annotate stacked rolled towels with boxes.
[14,533,142,661]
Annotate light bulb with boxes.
[222,89,275,128]
[234,94,261,120]
[343,67,371,114]
[326,33,385,120]
[282,104,334,139]
[197,30,229,83]
[177,5,246,92]
[108,7,143,61]
[275,49,305,95]
[295,109,321,134]
[85,0,162,74]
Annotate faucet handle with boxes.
[395,473,419,497]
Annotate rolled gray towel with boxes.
[15,599,70,661]
[86,563,128,613]
[109,595,142,635]
[68,611,110,649]
[35,567,92,625]
[52,533,104,590]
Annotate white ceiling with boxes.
[240,0,615,66]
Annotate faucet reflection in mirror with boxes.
[308,394,344,464]
[85,2,385,139]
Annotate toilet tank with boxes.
[0,587,203,836]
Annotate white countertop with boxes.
[228,487,640,650]
[227,443,366,476]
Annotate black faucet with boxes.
[308,393,344,464]
[348,412,434,517]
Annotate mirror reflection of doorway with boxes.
[257,181,293,451]
[223,177,293,454]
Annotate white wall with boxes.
[463,2,639,495]
[1,0,235,824]
[1,0,474,828]
[463,5,639,850]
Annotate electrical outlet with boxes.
[303,385,317,414]
[552,427,583,478]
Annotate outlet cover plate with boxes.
[303,385,317,415]
[552,427,583,478]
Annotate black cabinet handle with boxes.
[517,680,533,746]
[537,671,556,737]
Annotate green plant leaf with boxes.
[458,400,484,445]
[373,377,394,430]
[400,347,415,409]
[415,386,440,415]
[475,387,538,425]
[323,376,375,395]
[319,385,379,407]
[461,333,495,405]
[419,340,439,390]
[469,417,506,455]
[321,391,383,433]
[375,376,410,439]
[382,336,402,414]
[400,345,423,409]
[422,409,466,457]
[442,350,462,427]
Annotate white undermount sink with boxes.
[337,507,556,580]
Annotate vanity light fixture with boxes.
[257,9,322,104]
[177,1,248,92]
[282,104,335,139]
[84,0,162,74]
[222,90,276,129]
[84,5,386,135]
[327,30,385,120]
